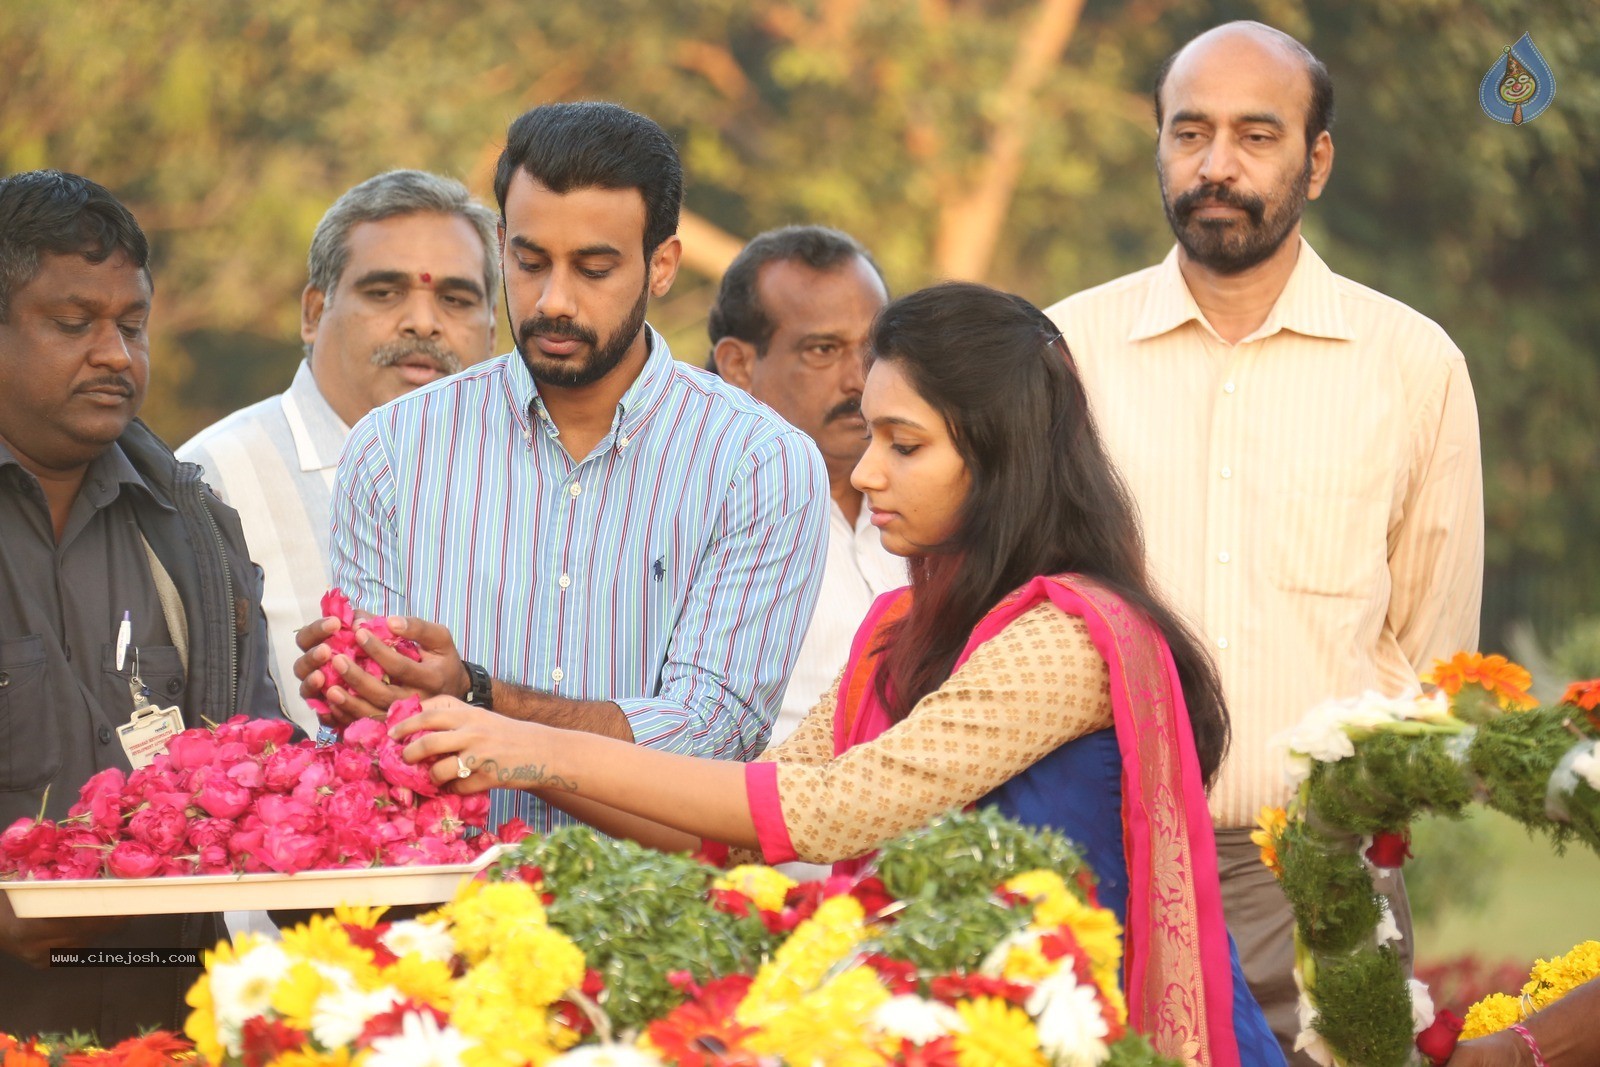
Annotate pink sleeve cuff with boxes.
[744,761,798,864]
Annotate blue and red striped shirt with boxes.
[331,328,830,830]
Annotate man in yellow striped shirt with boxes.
[1047,22,1483,1061]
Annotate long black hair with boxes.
[867,282,1230,786]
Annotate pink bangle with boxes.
[1509,1023,1549,1067]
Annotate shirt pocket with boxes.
[101,644,188,710]
[0,634,62,793]
[1266,466,1390,599]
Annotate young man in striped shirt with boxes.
[294,103,831,834]
[1046,22,1482,1061]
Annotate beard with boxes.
[1160,155,1312,275]
[513,280,650,390]
[369,337,464,375]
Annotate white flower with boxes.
[1276,703,1357,765]
[1572,747,1600,791]
[1394,690,1453,724]
[311,985,404,1048]
[208,941,292,1052]
[1375,901,1403,946]
[1408,978,1437,1034]
[1027,969,1110,1067]
[381,919,458,963]
[871,995,967,1044]
[546,1048,667,1067]
[1292,992,1336,1067]
[366,1010,476,1067]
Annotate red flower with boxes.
[1415,1008,1464,1066]
[342,921,399,967]
[886,1036,960,1067]
[928,972,1032,1006]
[106,841,163,879]
[708,888,755,919]
[1366,829,1412,869]
[127,805,189,855]
[494,818,533,844]
[862,953,920,994]
[646,974,762,1066]
[239,1015,307,1067]
[356,1002,449,1048]
[850,875,897,919]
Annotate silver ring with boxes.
[456,758,472,780]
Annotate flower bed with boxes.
[1255,654,1600,1066]
[166,809,1177,1066]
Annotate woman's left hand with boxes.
[391,696,550,793]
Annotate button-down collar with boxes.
[1129,238,1357,346]
[505,325,675,455]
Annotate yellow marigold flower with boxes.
[748,966,890,1067]
[449,881,550,965]
[952,997,1048,1067]
[1001,870,1122,993]
[1003,870,1075,926]
[273,1048,364,1067]
[1424,653,1537,711]
[454,962,555,1063]
[713,864,798,913]
[1003,940,1055,983]
[1523,940,1600,1011]
[739,895,868,1026]
[1460,992,1524,1040]
[1251,806,1288,880]
[497,925,587,1008]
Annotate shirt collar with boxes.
[283,359,351,472]
[1129,238,1355,345]
[0,437,169,512]
[507,325,676,453]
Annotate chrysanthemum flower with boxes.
[1423,653,1537,711]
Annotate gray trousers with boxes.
[1214,827,1415,1066]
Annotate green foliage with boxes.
[874,804,1088,902]
[1308,732,1476,834]
[488,828,774,1031]
[1469,708,1600,851]
[1279,821,1384,954]
[1307,946,1414,1067]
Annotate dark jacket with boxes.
[0,419,287,1041]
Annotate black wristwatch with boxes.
[461,660,494,710]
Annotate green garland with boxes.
[1266,666,1600,1066]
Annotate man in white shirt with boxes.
[179,170,499,731]
[709,225,904,745]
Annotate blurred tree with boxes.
[1,0,1595,643]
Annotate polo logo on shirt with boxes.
[652,557,665,582]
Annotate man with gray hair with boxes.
[180,169,498,730]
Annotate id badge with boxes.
[118,702,184,770]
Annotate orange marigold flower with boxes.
[1560,679,1600,713]
[1424,653,1538,711]
[1250,806,1288,880]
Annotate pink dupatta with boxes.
[831,574,1240,1067]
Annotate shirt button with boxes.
[166,678,183,696]
[568,483,582,498]
[1216,637,1230,650]
[1217,551,1231,564]
[98,725,113,744]
[558,574,572,589]
[1220,466,1233,479]
[618,435,630,448]
[1223,381,1236,394]
[550,667,564,683]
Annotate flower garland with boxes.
[1258,653,1600,1067]
[1460,940,1600,1041]
[151,809,1178,1067]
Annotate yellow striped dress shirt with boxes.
[1046,239,1483,826]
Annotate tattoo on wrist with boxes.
[478,759,578,792]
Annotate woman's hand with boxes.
[391,697,571,794]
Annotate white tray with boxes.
[2,846,506,918]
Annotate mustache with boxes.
[76,376,134,397]
[1173,183,1267,225]
[826,398,862,422]
[518,316,598,350]
[370,338,463,375]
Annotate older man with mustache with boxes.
[180,170,499,731]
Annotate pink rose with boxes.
[385,695,424,727]
[67,768,128,833]
[332,824,382,866]
[493,818,533,844]
[210,715,249,745]
[326,781,383,826]
[215,740,250,766]
[196,844,232,874]
[379,745,439,798]
[263,746,317,793]
[196,772,252,820]
[1,819,58,866]
[332,747,377,782]
[226,760,265,790]
[128,805,189,854]
[343,718,387,753]
[107,841,163,879]
[163,731,218,772]
[255,794,319,834]
[416,796,464,837]
[307,697,335,720]
[375,813,416,845]
[260,824,326,874]
[321,588,354,626]
[228,826,268,871]
[460,795,490,828]
[243,718,295,754]
[187,817,235,851]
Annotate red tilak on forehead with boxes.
[419,272,432,283]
